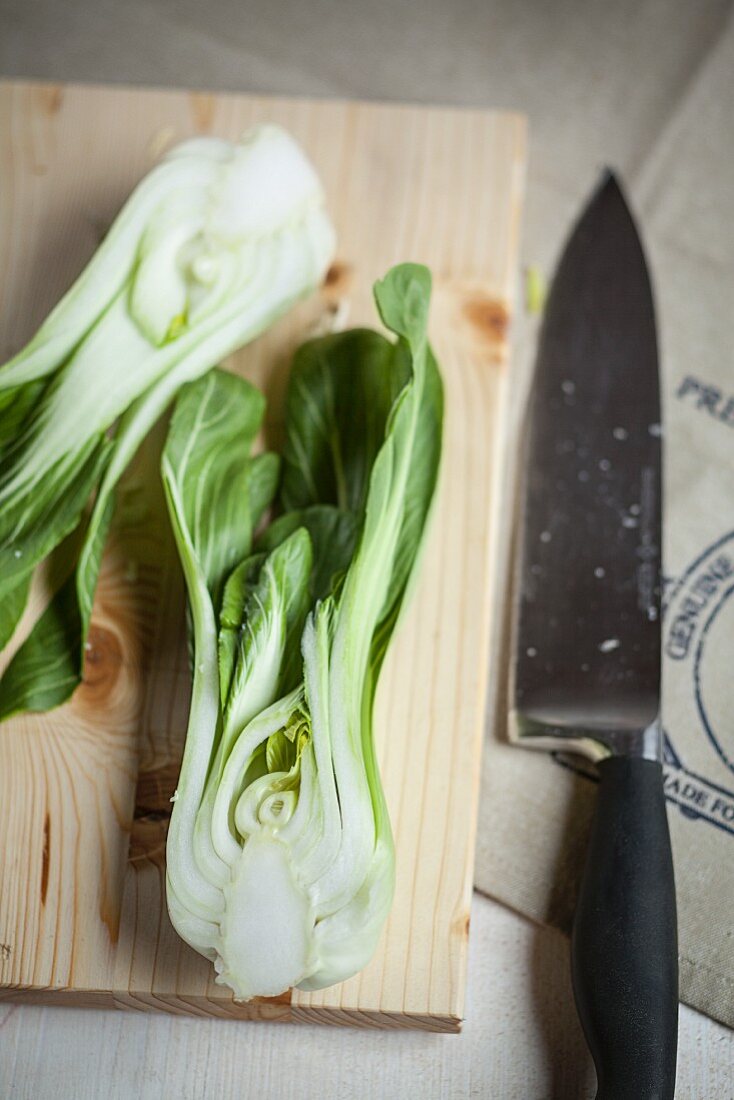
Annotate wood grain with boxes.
[0,80,526,1030]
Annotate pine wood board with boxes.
[0,80,526,1031]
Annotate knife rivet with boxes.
[540,530,552,543]
[613,426,628,441]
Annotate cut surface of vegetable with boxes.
[164,263,443,1000]
[0,124,335,719]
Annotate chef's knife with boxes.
[509,173,678,1100]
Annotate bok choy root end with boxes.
[164,262,443,999]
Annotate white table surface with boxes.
[2,1,734,1095]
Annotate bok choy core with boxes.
[164,263,443,998]
[0,125,334,718]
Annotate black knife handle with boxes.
[571,756,678,1100]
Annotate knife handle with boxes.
[571,756,678,1100]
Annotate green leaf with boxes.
[0,572,33,653]
[0,464,116,720]
[164,370,276,611]
[367,265,443,673]
[276,263,442,677]
[218,553,266,705]
[370,343,443,674]
[257,505,359,602]
[373,262,431,347]
[0,432,113,718]
[280,329,410,514]
[219,528,312,742]
[0,436,110,597]
[0,574,84,721]
[248,452,281,531]
[0,379,48,460]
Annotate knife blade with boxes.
[510,172,678,1100]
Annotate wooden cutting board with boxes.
[0,80,525,1031]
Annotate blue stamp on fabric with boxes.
[661,531,734,836]
[551,531,734,836]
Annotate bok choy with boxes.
[0,125,334,718]
[163,263,443,998]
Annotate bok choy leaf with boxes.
[164,263,443,999]
[0,124,334,719]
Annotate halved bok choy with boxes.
[163,263,443,999]
[0,124,334,718]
